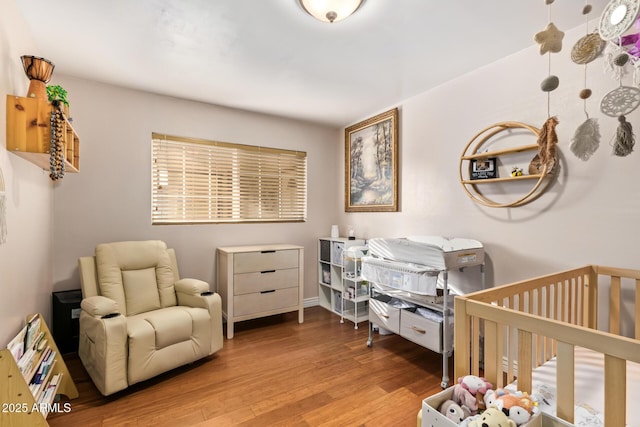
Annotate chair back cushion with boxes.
[95,240,177,316]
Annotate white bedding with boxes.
[505,346,640,427]
[367,236,484,270]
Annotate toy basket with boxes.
[420,387,551,427]
[361,256,439,296]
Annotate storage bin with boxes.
[421,387,548,427]
[369,295,400,334]
[320,239,331,263]
[362,256,439,295]
[402,307,452,353]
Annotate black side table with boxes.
[52,289,82,354]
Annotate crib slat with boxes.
[516,329,532,393]
[485,320,499,388]
[567,279,575,325]
[535,289,543,367]
[604,354,626,427]
[507,295,515,383]
[556,342,574,423]
[453,297,470,381]
[610,276,621,335]
[496,321,504,389]
[472,318,480,377]
[585,269,598,330]
[544,285,553,361]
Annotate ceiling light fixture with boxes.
[298,0,365,23]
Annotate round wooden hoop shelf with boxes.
[459,121,555,208]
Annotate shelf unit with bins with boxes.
[459,121,555,208]
[1,313,78,426]
[317,237,368,327]
[6,95,80,173]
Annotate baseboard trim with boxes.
[304,297,319,308]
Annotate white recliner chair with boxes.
[77,240,223,396]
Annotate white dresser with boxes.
[216,244,304,339]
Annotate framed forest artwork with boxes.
[345,108,399,212]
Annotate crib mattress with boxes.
[506,346,640,427]
[367,236,484,270]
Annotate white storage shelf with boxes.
[317,237,368,328]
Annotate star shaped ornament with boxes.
[534,22,565,54]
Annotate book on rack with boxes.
[29,348,55,387]
[38,372,63,415]
[7,323,27,361]
[19,340,53,382]
[32,359,58,402]
[7,313,42,368]
[24,314,41,350]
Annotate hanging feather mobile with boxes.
[599,0,640,157]
[532,0,563,173]
[537,116,559,169]
[613,115,635,156]
[570,118,601,160]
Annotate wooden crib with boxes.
[454,265,640,427]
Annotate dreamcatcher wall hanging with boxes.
[532,0,563,173]
[570,2,605,160]
[599,0,640,156]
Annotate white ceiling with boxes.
[15,0,609,127]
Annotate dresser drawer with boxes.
[400,309,446,353]
[369,296,400,334]
[233,249,299,273]
[234,268,299,295]
[233,287,299,317]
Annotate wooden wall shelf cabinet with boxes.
[458,122,555,208]
[6,95,80,173]
[1,313,78,426]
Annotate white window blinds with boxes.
[151,133,307,224]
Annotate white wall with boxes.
[340,23,640,288]
[0,0,55,344]
[5,5,640,345]
[50,76,341,301]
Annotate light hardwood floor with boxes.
[48,306,449,426]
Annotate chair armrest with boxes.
[176,278,215,309]
[175,278,209,295]
[81,295,120,317]
[78,309,127,396]
[176,278,223,353]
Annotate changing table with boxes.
[363,236,485,388]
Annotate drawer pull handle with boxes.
[372,310,389,319]
[410,326,426,334]
[260,289,276,294]
[261,270,276,274]
[261,250,276,253]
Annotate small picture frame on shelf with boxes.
[470,157,497,180]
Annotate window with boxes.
[151,133,307,224]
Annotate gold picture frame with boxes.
[345,108,399,212]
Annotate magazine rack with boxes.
[0,314,78,426]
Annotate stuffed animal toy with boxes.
[438,399,471,423]
[459,414,480,427]
[452,375,493,415]
[494,392,539,426]
[483,388,510,410]
[467,407,516,427]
